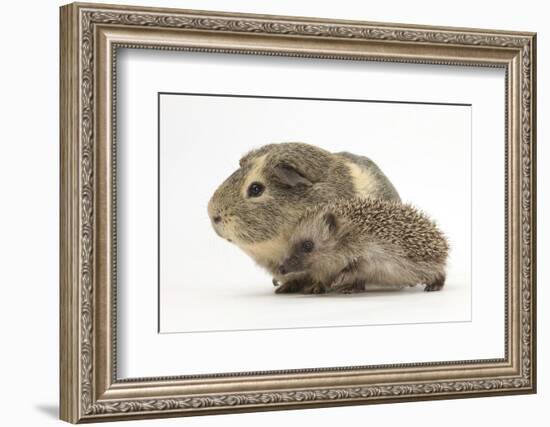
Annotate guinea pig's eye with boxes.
[302,240,314,253]
[247,182,265,198]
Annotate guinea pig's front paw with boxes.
[274,280,304,294]
[301,282,326,295]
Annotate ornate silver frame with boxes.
[60,2,537,423]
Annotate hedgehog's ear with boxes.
[273,163,312,188]
[323,213,337,234]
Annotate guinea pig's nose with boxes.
[213,215,222,224]
[278,265,287,275]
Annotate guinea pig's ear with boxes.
[239,150,256,168]
[239,147,266,168]
[273,163,312,188]
[323,213,337,234]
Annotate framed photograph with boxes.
[59,2,537,423]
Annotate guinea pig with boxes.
[207,142,400,292]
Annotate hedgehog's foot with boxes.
[424,274,445,292]
[328,263,362,293]
[275,279,305,294]
[332,280,365,294]
[301,282,326,295]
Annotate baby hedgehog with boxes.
[276,198,449,294]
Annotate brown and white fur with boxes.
[277,198,449,294]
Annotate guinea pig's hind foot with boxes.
[424,274,446,292]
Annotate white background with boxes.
[0,0,546,426]
[159,86,473,333]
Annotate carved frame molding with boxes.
[60,2,536,423]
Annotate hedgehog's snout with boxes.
[278,255,302,275]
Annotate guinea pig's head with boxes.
[207,143,333,247]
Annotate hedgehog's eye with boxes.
[302,240,314,253]
[247,182,265,198]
